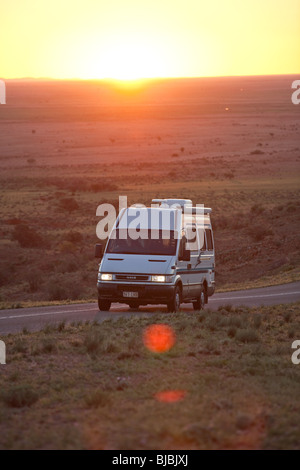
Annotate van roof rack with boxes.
[151,199,212,214]
[152,198,192,209]
[186,207,212,214]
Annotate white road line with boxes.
[0,307,96,321]
[214,291,300,301]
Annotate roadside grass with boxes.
[0,299,97,310]
[217,267,300,293]
[0,303,299,449]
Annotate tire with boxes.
[128,301,140,309]
[98,298,111,311]
[193,288,205,311]
[167,285,181,313]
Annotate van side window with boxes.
[205,229,213,251]
[198,228,206,251]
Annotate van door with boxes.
[185,224,202,299]
[197,228,214,289]
[205,228,215,286]
[177,230,190,300]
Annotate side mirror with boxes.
[181,249,191,262]
[95,243,103,259]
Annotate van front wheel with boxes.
[98,298,111,311]
[193,289,205,311]
[167,285,181,313]
[128,301,140,309]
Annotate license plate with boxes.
[123,291,138,298]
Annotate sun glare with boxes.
[90,39,169,81]
[1,1,300,79]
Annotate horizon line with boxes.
[1,72,299,82]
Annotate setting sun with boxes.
[91,38,169,80]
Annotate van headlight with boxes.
[100,273,113,281]
[151,275,173,283]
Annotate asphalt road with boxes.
[0,281,299,335]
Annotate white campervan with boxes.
[95,199,215,312]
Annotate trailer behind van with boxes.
[95,199,215,312]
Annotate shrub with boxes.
[251,204,265,215]
[84,330,104,354]
[208,320,217,331]
[253,316,262,329]
[104,342,119,354]
[85,390,110,408]
[43,324,56,334]
[236,414,253,430]
[227,327,237,338]
[12,225,44,248]
[57,241,77,254]
[227,317,243,328]
[56,256,79,273]
[223,304,233,313]
[214,216,229,230]
[8,372,20,383]
[47,280,66,300]
[1,385,39,408]
[65,231,83,243]
[41,338,57,354]
[13,339,27,354]
[288,328,295,339]
[5,218,24,225]
[58,197,79,212]
[224,172,234,179]
[284,312,292,322]
[197,312,207,323]
[28,270,41,292]
[249,225,273,242]
[127,336,141,353]
[235,329,259,343]
[53,178,117,193]
[117,351,134,360]
[286,204,296,213]
[89,182,117,192]
[0,265,12,287]
[46,275,81,300]
[58,321,66,332]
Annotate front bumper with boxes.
[97,282,175,304]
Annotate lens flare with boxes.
[155,390,187,403]
[143,324,176,353]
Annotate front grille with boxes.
[115,274,149,281]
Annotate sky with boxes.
[1,0,300,80]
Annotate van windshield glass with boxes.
[106,230,178,256]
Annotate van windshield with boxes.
[106,230,178,256]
